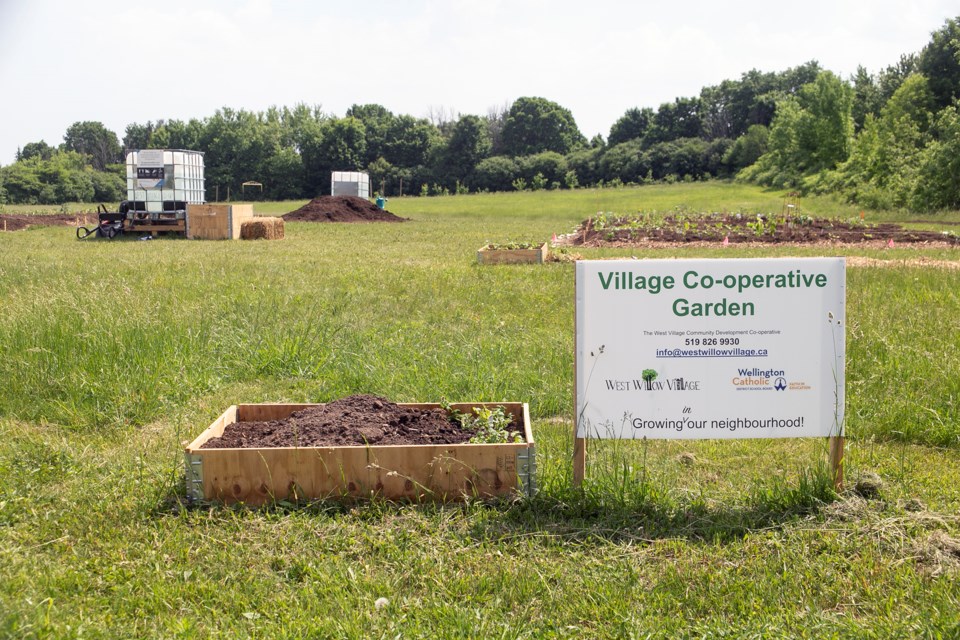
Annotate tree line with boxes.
[1,16,957,212]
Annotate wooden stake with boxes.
[572,271,586,486]
[573,433,586,486]
[829,435,844,491]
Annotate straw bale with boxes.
[241,217,285,240]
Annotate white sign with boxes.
[575,258,845,440]
[136,149,165,189]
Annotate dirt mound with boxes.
[201,394,473,448]
[563,213,960,248]
[282,196,406,223]
[0,213,91,231]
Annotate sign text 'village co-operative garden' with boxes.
[575,258,845,440]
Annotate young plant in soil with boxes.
[447,404,524,444]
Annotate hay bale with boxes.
[241,217,284,240]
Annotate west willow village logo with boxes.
[604,369,702,392]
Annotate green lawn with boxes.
[1,182,959,638]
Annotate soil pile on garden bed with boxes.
[0,213,90,231]
[201,394,474,448]
[564,213,960,247]
[282,196,406,223]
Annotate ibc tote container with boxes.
[330,171,370,198]
[125,149,206,219]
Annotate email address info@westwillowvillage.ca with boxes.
[656,347,768,358]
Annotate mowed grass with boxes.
[1,181,959,637]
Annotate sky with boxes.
[0,0,956,165]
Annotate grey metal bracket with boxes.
[517,447,537,497]
[184,452,204,505]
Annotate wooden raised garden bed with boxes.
[477,242,548,264]
[184,402,535,505]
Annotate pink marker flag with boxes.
[722,235,729,246]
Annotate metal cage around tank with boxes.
[125,149,206,220]
[330,171,370,198]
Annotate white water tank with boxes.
[331,171,369,198]
[125,149,205,218]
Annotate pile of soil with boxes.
[201,394,476,448]
[564,213,960,248]
[0,213,90,231]
[282,196,406,223]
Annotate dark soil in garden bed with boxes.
[0,213,91,231]
[564,213,960,247]
[282,196,406,223]
[201,395,477,448]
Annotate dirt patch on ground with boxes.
[201,395,477,448]
[0,213,92,232]
[282,196,406,223]
[562,213,960,249]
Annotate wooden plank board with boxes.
[124,221,186,232]
[185,402,534,504]
[477,243,548,264]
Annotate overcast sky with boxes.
[0,0,956,165]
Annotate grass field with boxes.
[1,181,959,637]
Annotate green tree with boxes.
[851,66,882,131]
[501,97,586,156]
[517,151,567,187]
[383,115,439,168]
[366,156,398,196]
[741,71,853,188]
[484,102,510,156]
[599,139,648,184]
[796,71,855,172]
[0,151,96,204]
[700,80,739,140]
[438,114,491,189]
[152,119,204,151]
[918,16,960,109]
[644,97,703,145]
[565,146,604,186]
[18,141,55,161]
[608,107,654,146]
[470,156,519,192]
[123,121,156,150]
[199,108,284,200]
[827,74,935,209]
[911,104,960,210]
[346,103,395,166]
[877,54,919,103]
[723,124,769,171]
[63,121,122,171]
[261,147,305,200]
[90,169,125,203]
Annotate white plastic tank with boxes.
[125,149,205,218]
[331,171,370,198]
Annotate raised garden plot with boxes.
[563,212,960,247]
[184,395,535,505]
[477,242,549,264]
